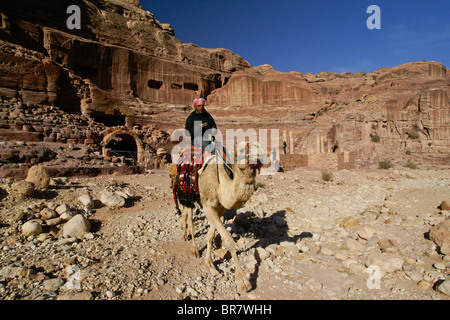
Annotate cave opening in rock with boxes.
[148,79,163,90]
[183,82,198,91]
[73,64,98,80]
[106,134,138,164]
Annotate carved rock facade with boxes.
[0,0,448,170]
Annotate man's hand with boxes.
[201,122,207,128]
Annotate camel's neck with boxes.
[217,163,256,210]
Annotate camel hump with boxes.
[197,154,217,175]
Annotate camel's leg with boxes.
[187,207,199,258]
[179,205,188,241]
[204,224,219,276]
[206,208,252,292]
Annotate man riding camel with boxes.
[185,98,217,153]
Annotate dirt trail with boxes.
[0,167,449,300]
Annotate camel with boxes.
[176,141,264,292]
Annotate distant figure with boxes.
[282,141,287,154]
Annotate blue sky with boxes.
[141,0,450,74]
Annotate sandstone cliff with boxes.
[207,61,449,166]
[0,0,448,170]
[0,0,251,122]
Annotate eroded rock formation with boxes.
[0,0,448,171]
[0,0,250,121]
[207,61,449,167]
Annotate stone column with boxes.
[316,136,321,154]
[344,151,349,163]
[125,115,135,128]
[289,131,294,154]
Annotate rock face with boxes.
[0,0,448,170]
[0,0,250,119]
[207,61,450,164]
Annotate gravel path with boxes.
[1,167,449,300]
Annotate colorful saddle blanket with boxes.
[170,146,206,212]
[171,146,203,195]
[169,145,229,212]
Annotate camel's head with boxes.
[235,141,264,174]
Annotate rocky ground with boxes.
[0,164,449,300]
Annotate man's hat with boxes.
[193,98,206,106]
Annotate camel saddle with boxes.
[169,144,231,212]
[169,146,216,212]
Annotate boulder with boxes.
[377,239,399,254]
[439,242,450,255]
[0,266,28,280]
[39,208,58,220]
[62,214,91,238]
[22,220,43,236]
[339,216,359,228]
[341,237,364,252]
[45,217,62,226]
[437,279,450,296]
[254,247,270,262]
[357,225,376,240]
[429,220,450,247]
[78,194,94,210]
[438,200,450,210]
[100,191,126,208]
[60,211,76,222]
[11,180,35,196]
[25,165,50,190]
[55,203,70,215]
[365,253,404,273]
[43,278,65,291]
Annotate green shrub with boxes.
[321,169,333,182]
[379,161,392,169]
[404,159,418,169]
[254,182,265,190]
[371,133,381,143]
[407,131,419,139]
[406,150,412,155]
